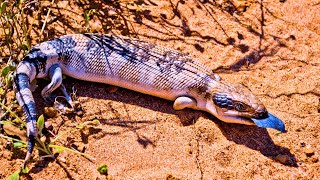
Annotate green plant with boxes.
[97,164,108,175]
[0,1,108,179]
[0,63,97,177]
[0,62,22,124]
[84,9,97,29]
[0,115,98,177]
[7,167,29,180]
[0,0,32,60]
[1,115,97,157]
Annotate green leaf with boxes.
[37,115,44,136]
[5,73,13,88]
[0,87,4,95]
[84,13,90,20]
[8,170,20,180]
[0,120,13,125]
[76,125,85,129]
[20,44,29,51]
[84,9,96,22]
[13,142,24,149]
[89,9,97,14]
[6,11,12,19]
[0,1,7,15]
[53,146,65,153]
[21,167,30,174]
[92,119,100,125]
[1,65,15,77]
[97,164,108,175]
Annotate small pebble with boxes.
[75,115,82,122]
[73,100,81,108]
[58,157,66,163]
[309,156,319,163]
[304,147,315,157]
[64,108,74,114]
[45,121,53,130]
[77,144,86,152]
[76,110,84,116]
[231,0,248,12]
[166,174,179,180]
[40,136,46,143]
[275,154,290,165]
[5,141,12,150]
[300,154,308,162]
[44,107,58,118]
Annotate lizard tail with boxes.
[14,66,38,168]
[22,135,35,168]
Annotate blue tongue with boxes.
[251,113,286,133]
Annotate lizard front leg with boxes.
[173,96,197,110]
[41,64,73,107]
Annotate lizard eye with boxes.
[234,102,248,112]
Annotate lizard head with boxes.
[203,81,286,132]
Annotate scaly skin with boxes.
[13,33,285,167]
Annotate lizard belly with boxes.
[61,65,187,101]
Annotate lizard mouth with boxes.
[250,112,286,133]
[219,112,286,132]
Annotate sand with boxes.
[0,0,319,179]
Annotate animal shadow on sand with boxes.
[33,77,297,168]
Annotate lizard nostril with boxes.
[255,110,268,119]
[257,105,266,113]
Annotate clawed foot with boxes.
[43,93,57,104]
[42,84,83,115]
[53,99,74,114]
[52,96,82,115]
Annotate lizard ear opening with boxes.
[212,93,233,110]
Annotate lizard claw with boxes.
[42,93,57,103]
[60,84,74,108]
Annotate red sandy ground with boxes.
[0,0,319,179]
